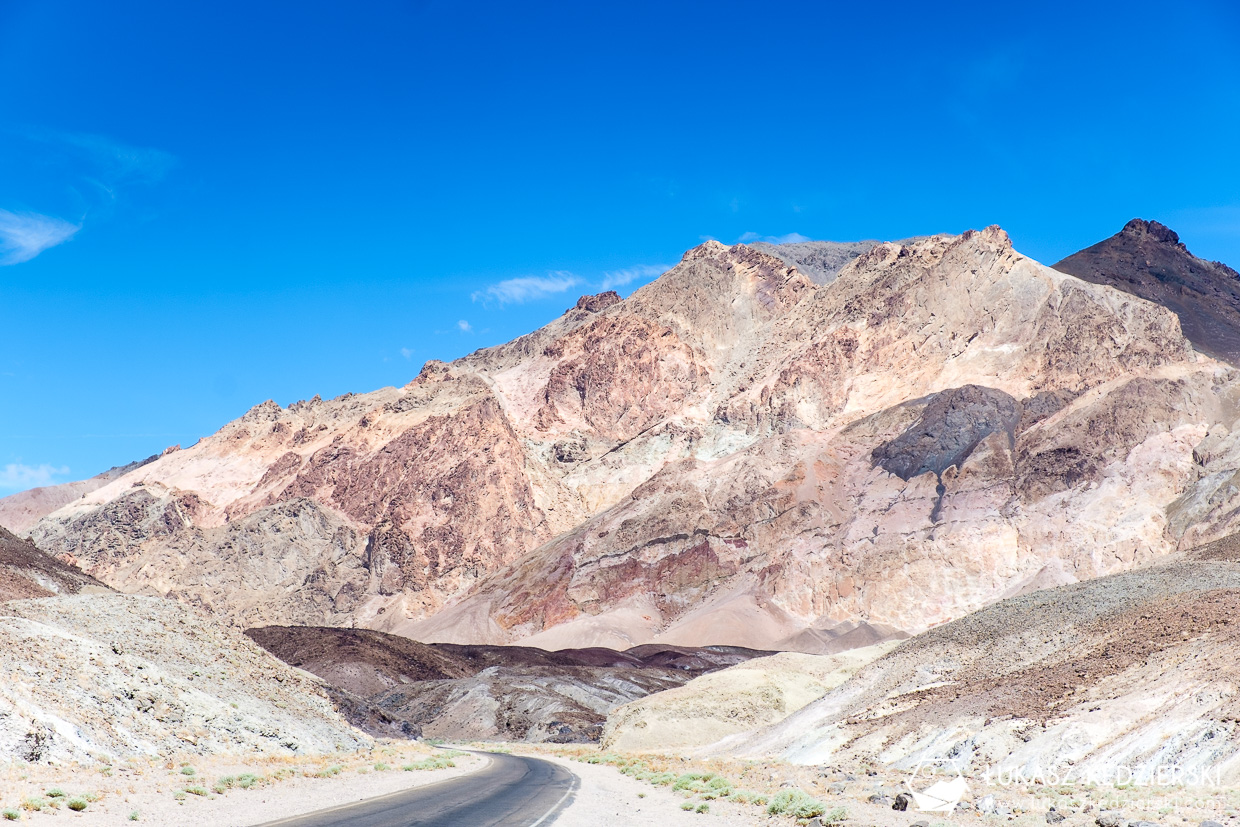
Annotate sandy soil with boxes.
[0,742,481,825]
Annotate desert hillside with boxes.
[0,453,161,534]
[13,222,1240,653]
[0,594,368,763]
[702,533,1240,785]
[246,625,770,743]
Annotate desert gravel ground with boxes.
[540,754,764,826]
[8,740,1240,826]
[523,745,1240,827]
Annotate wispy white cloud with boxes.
[737,231,813,245]
[0,462,71,491]
[0,130,173,264]
[29,128,177,185]
[472,271,580,305]
[400,347,414,360]
[0,209,80,265]
[457,319,472,332]
[600,264,671,290]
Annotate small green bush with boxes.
[67,799,88,812]
[129,811,140,821]
[402,756,455,771]
[313,765,342,778]
[695,803,710,813]
[374,762,390,771]
[766,789,828,818]
[672,772,733,798]
[179,766,196,777]
[680,801,695,811]
[237,773,260,789]
[184,787,209,797]
[44,789,65,799]
[821,805,849,824]
[1,810,19,822]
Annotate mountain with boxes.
[704,533,1240,785]
[22,226,1240,652]
[1054,218,1240,364]
[245,625,769,743]
[0,453,162,534]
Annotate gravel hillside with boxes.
[713,536,1240,785]
[0,594,369,764]
[602,642,898,752]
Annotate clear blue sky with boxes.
[2,0,1238,492]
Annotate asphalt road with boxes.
[255,751,578,827]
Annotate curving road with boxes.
[255,751,578,827]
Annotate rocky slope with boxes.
[0,594,368,764]
[706,534,1240,786]
[748,239,878,284]
[0,526,109,601]
[1055,218,1240,364]
[22,225,1240,651]
[0,453,161,534]
[245,625,769,743]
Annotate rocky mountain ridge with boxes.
[0,453,162,534]
[15,221,1240,652]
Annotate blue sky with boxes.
[2,0,1239,492]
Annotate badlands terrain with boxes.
[4,218,1240,824]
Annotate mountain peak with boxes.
[683,239,728,261]
[1121,217,1183,247]
[1054,219,1240,362]
[570,291,621,314]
